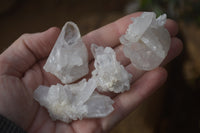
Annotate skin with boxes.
[0,12,182,133]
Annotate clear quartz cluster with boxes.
[34,12,170,123]
[43,22,89,84]
[120,12,171,71]
[91,44,132,93]
[34,79,114,123]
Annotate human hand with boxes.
[0,12,182,133]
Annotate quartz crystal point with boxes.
[120,12,171,71]
[91,44,132,93]
[43,22,89,84]
[33,79,114,123]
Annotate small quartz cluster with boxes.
[120,12,171,71]
[34,12,170,123]
[34,79,114,123]
[91,44,132,93]
[43,22,89,84]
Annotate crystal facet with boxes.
[33,78,114,123]
[91,44,132,93]
[43,22,89,84]
[120,12,171,71]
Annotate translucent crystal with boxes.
[85,91,114,118]
[91,44,132,93]
[43,22,89,84]
[120,12,171,71]
[33,79,114,123]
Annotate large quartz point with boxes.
[43,22,89,84]
[91,44,132,93]
[120,12,171,71]
[33,79,114,123]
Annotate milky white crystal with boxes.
[91,44,132,93]
[33,78,114,123]
[120,12,171,71]
[43,22,89,84]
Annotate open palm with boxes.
[0,12,182,133]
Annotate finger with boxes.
[126,65,145,82]
[165,19,179,37]
[100,67,167,132]
[161,37,183,65]
[114,45,130,66]
[83,12,178,61]
[0,27,60,77]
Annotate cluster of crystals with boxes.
[34,22,124,123]
[120,12,171,70]
[34,12,170,123]
[34,79,114,123]
[91,44,132,93]
[43,22,89,84]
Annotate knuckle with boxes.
[19,33,31,39]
